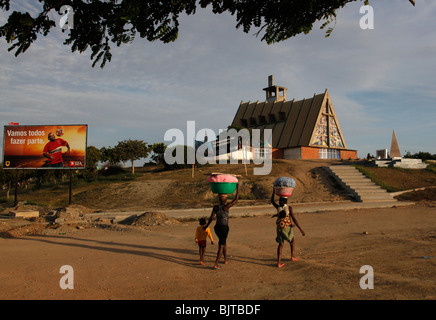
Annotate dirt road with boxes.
[0,203,435,301]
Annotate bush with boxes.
[100,163,126,176]
[404,151,436,161]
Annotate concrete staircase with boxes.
[324,165,397,202]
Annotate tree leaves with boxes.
[100,139,150,174]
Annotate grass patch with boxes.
[425,163,436,174]
[354,165,436,192]
[354,166,402,192]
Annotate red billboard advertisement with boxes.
[3,124,87,169]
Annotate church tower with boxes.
[263,75,288,103]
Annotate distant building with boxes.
[231,76,358,160]
[374,130,428,168]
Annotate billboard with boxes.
[3,124,87,169]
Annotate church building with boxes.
[231,76,358,160]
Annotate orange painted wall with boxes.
[301,147,320,159]
[340,150,358,160]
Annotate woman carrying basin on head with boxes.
[204,180,239,269]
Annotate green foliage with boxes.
[115,139,149,162]
[404,151,436,161]
[0,0,415,68]
[0,165,15,199]
[149,142,167,165]
[86,146,102,169]
[76,145,102,181]
[0,164,14,183]
[101,139,150,174]
[100,146,119,165]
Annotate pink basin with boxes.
[274,187,294,197]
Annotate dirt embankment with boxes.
[2,160,435,236]
[70,160,351,211]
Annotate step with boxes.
[356,189,394,197]
[335,174,366,179]
[357,192,394,199]
[359,196,392,201]
[350,185,383,190]
[329,167,360,172]
[330,171,363,176]
[345,181,379,187]
[359,198,397,203]
[352,189,386,194]
[324,165,397,203]
[342,178,376,183]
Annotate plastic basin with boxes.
[210,182,237,194]
[274,186,294,197]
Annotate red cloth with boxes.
[43,138,67,164]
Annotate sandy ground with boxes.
[0,203,435,301]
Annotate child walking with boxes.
[195,218,214,266]
[271,188,305,268]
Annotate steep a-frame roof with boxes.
[231,89,347,149]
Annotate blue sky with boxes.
[1,0,435,161]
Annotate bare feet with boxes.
[278,263,285,268]
[291,257,298,261]
[200,261,205,266]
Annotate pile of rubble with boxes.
[119,212,181,227]
[47,204,95,224]
[1,204,182,238]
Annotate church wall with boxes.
[340,149,358,160]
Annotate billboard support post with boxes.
[69,169,73,205]
[14,169,18,207]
